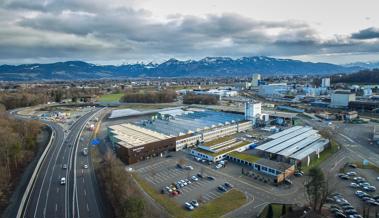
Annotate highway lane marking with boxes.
[86,203,90,212]
[253,202,268,209]
[55,204,58,212]
[33,128,64,218]
[57,187,59,193]
[84,189,87,196]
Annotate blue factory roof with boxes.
[136,109,245,136]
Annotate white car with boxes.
[83,164,88,169]
[184,202,194,211]
[60,177,66,185]
[377,176,379,181]
[215,164,223,169]
[191,176,199,181]
[346,171,357,176]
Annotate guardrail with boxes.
[16,125,56,218]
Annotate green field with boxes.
[98,93,124,102]
[303,140,339,173]
[133,173,247,218]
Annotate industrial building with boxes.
[190,135,253,162]
[258,83,288,97]
[321,78,331,88]
[226,152,295,183]
[330,90,356,107]
[255,126,329,166]
[251,74,261,87]
[108,108,253,164]
[244,101,262,124]
[108,123,176,164]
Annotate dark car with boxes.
[217,185,227,192]
[207,176,215,180]
[348,163,357,168]
[224,182,233,188]
[335,212,346,218]
[197,173,203,178]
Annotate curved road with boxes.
[16,107,104,218]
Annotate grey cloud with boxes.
[351,27,379,40]
[1,0,379,64]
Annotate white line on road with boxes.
[84,189,87,196]
[86,203,90,212]
[55,204,57,212]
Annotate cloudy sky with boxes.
[1,0,379,65]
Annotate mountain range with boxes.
[0,56,366,81]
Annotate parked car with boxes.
[348,163,357,168]
[224,182,233,188]
[207,176,215,180]
[294,172,303,177]
[185,165,194,170]
[346,171,357,176]
[218,185,227,192]
[62,164,67,169]
[184,202,194,211]
[349,183,359,188]
[215,164,223,169]
[197,173,203,179]
[190,200,199,207]
[191,175,198,181]
[340,175,349,180]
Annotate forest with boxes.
[0,112,43,212]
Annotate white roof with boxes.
[256,126,312,151]
[109,109,141,119]
[109,123,171,148]
[277,134,321,157]
[289,139,329,160]
[265,130,318,154]
[268,126,303,139]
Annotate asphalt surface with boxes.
[21,108,103,218]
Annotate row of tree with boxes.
[0,92,49,110]
[0,113,43,212]
[120,90,177,103]
[332,69,379,84]
[95,151,161,218]
[183,94,219,105]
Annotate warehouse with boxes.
[255,126,329,166]
[108,123,176,164]
[108,108,253,164]
[190,135,253,162]
[226,152,295,183]
[138,108,252,150]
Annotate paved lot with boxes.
[130,151,307,217]
[134,157,230,205]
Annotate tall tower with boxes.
[244,101,262,124]
[251,74,261,87]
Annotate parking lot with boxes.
[328,165,379,217]
[133,156,234,208]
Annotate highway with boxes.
[18,107,104,218]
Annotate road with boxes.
[18,107,104,218]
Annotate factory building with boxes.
[108,108,253,164]
[321,78,331,88]
[190,135,253,162]
[330,90,356,107]
[108,123,176,164]
[251,73,261,87]
[226,152,295,183]
[244,101,262,124]
[255,126,329,167]
[258,83,288,97]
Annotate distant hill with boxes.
[332,68,379,84]
[0,57,363,81]
[344,61,379,69]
